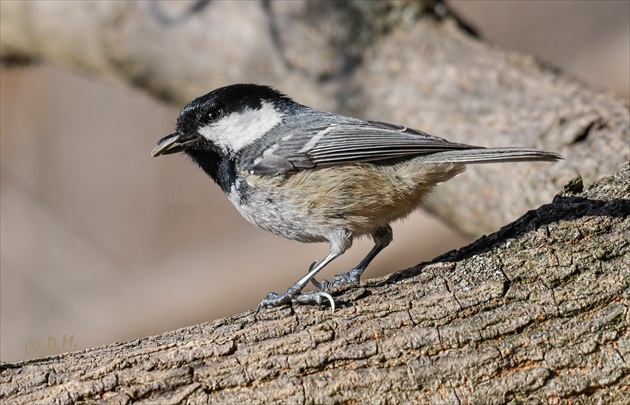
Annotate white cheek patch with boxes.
[198,101,283,153]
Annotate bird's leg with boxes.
[256,252,338,312]
[257,233,351,312]
[313,226,392,289]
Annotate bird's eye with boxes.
[208,109,222,122]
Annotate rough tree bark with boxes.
[1,163,628,403]
[1,1,628,403]
[2,0,627,236]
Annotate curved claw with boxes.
[292,291,336,313]
[307,261,330,290]
[308,264,364,291]
[310,277,327,290]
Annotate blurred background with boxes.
[1,1,628,362]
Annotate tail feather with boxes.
[417,148,563,164]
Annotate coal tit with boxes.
[152,84,561,311]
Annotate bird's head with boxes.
[151,84,291,158]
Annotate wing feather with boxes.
[245,115,560,175]
[280,120,479,168]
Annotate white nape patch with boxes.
[298,125,335,153]
[198,101,283,153]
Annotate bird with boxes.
[152,83,561,311]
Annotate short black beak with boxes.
[151,132,200,157]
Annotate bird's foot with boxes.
[256,287,335,313]
[311,267,363,290]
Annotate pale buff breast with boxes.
[234,161,465,242]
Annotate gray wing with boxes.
[248,119,480,175]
